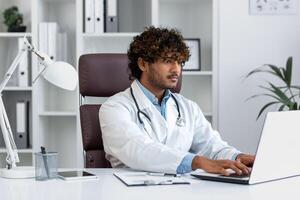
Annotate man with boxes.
[99,26,254,176]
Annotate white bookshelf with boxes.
[182,71,213,76]
[0,32,32,37]
[83,32,140,37]
[34,0,78,168]
[0,148,33,153]
[0,0,218,168]
[3,87,33,91]
[39,111,77,117]
[0,0,34,169]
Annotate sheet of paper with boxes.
[114,172,190,186]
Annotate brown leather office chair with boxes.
[78,53,182,168]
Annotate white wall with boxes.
[217,0,300,154]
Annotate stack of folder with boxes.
[39,22,68,63]
[84,0,118,34]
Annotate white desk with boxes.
[1,168,300,200]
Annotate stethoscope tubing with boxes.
[130,86,182,126]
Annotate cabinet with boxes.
[0,0,217,168]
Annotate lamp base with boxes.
[0,166,35,179]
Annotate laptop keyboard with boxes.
[221,173,250,178]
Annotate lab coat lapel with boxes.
[166,97,178,133]
[131,81,153,111]
[131,81,168,141]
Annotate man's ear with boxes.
[137,58,147,72]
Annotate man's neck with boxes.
[139,79,165,103]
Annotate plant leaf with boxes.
[284,57,293,87]
[294,102,298,110]
[246,92,283,103]
[245,68,277,78]
[289,102,298,110]
[277,85,300,90]
[278,104,286,111]
[268,82,292,106]
[256,101,280,120]
[265,64,285,82]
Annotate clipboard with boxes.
[113,172,190,186]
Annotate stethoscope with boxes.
[130,87,185,127]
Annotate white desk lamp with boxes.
[0,37,78,178]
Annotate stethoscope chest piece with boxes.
[176,117,185,127]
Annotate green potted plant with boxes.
[3,6,26,32]
[246,57,300,120]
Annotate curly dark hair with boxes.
[127,26,190,80]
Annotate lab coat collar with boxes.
[131,80,156,110]
[131,80,176,111]
[136,80,172,106]
[130,80,178,129]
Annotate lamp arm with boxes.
[0,96,18,169]
[0,45,27,93]
[26,37,54,85]
[0,36,31,169]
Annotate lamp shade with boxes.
[42,61,78,91]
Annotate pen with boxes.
[147,172,181,177]
[41,146,50,178]
[143,180,174,185]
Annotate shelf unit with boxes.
[0,0,218,168]
[34,0,78,168]
[0,0,34,168]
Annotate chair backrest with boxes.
[78,53,182,168]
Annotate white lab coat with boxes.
[99,80,241,174]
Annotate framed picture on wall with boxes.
[249,0,298,15]
[183,38,201,71]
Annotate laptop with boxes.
[191,111,300,185]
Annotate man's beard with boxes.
[148,73,178,90]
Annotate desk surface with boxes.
[1,168,300,200]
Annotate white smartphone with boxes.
[58,171,98,180]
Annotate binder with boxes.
[94,0,104,34]
[15,101,29,149]
[39,22,48,71]
[47,23,58,61]
[57,32,67,61]
[0,129,4,147]
[17,37,29,87]
[39,22,48,55]
[104,0,118,32]
[84,0,95,33]
[7,40,18,86]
